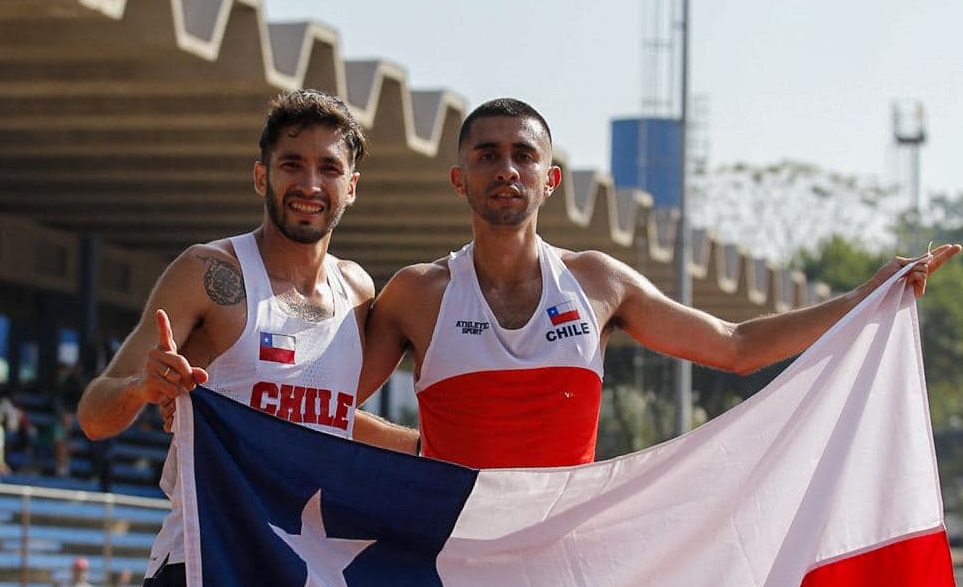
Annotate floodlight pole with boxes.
[892,101,927,254]
[673,0,693,436]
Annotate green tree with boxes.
[794,235,890,291]
[597,201,963,458]
[597,347,679,459]
[684,236,892,427]
[797,229,963,428]
[918,259,963,428]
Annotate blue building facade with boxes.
[611,117,683,208]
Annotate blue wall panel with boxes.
[611,117,682,208]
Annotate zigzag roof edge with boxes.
[71,0,828,313]
[567,170,654,248]
[78,0,126,19]
[556,171,823,312]
[343,60,467,157]
[265,21,345,93]
[411,90,468,147]
[77,0,468,159]
[704,239,741,296]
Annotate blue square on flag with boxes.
[546,299,580,326]
[260,331,295,364]
[180,387,478,586]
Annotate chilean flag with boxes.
[177,265,955,586]
[546,299,580,326]
[259,331,295,364]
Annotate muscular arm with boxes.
[350,263,447,453]
[357,263,445,404]
[616,275,866,374]
[576,243,960,375]
[353,410,420,454]
[356,281,408,406]
[336,259,419,454]
[78,245,223,440]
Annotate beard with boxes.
[265,182,347,244]
[477,206,533,226]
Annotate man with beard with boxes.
[78,89,416,586]
[357,98,960,469]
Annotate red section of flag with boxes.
[549,310,580,326]
[259,346,295,364]
[801,530,955,587]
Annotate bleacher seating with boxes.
[0,490,167,585]
[1,389,172,584]
[2,389,169,499]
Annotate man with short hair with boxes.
[357,97,960,469]
[78,89,415,586]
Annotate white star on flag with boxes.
[270,490,376,587]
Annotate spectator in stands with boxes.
[49,362,87,477]
[89,435,115,493]
[66,556,93,587]
[0,395,12,474]
[49,402,71,477]
[114,568,134,587]
[0,384,37,474]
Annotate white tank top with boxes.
[415,237,604,469]
[147,232,363,575]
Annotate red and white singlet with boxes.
[416,237,604,469]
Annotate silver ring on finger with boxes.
[162,365,172,379]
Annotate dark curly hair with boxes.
[258,89,368,167]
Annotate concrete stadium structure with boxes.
[0,0,828,379]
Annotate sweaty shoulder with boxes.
[558,248,637,329]
[176,240,245,307]
[557,248,620,285]
[147,240,244,367]
[388,258,451,295]
[376,259,450,321]
[374,259,451,359]
[331,256,375,307]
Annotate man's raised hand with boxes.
[144,309,208,403]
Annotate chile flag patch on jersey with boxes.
[546,300,581,326]
[259,331,296,364]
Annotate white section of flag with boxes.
[435,265,948,586]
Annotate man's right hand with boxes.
[144,309,209,404]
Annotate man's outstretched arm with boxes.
[599,243,961,375]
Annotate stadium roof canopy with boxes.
[0,0,827,323]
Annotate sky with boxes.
[263,0,963,198]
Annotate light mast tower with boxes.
[892,100,927,251]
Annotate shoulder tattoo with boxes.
[196,254,245,306]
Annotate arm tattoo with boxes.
[196,255,245,306]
